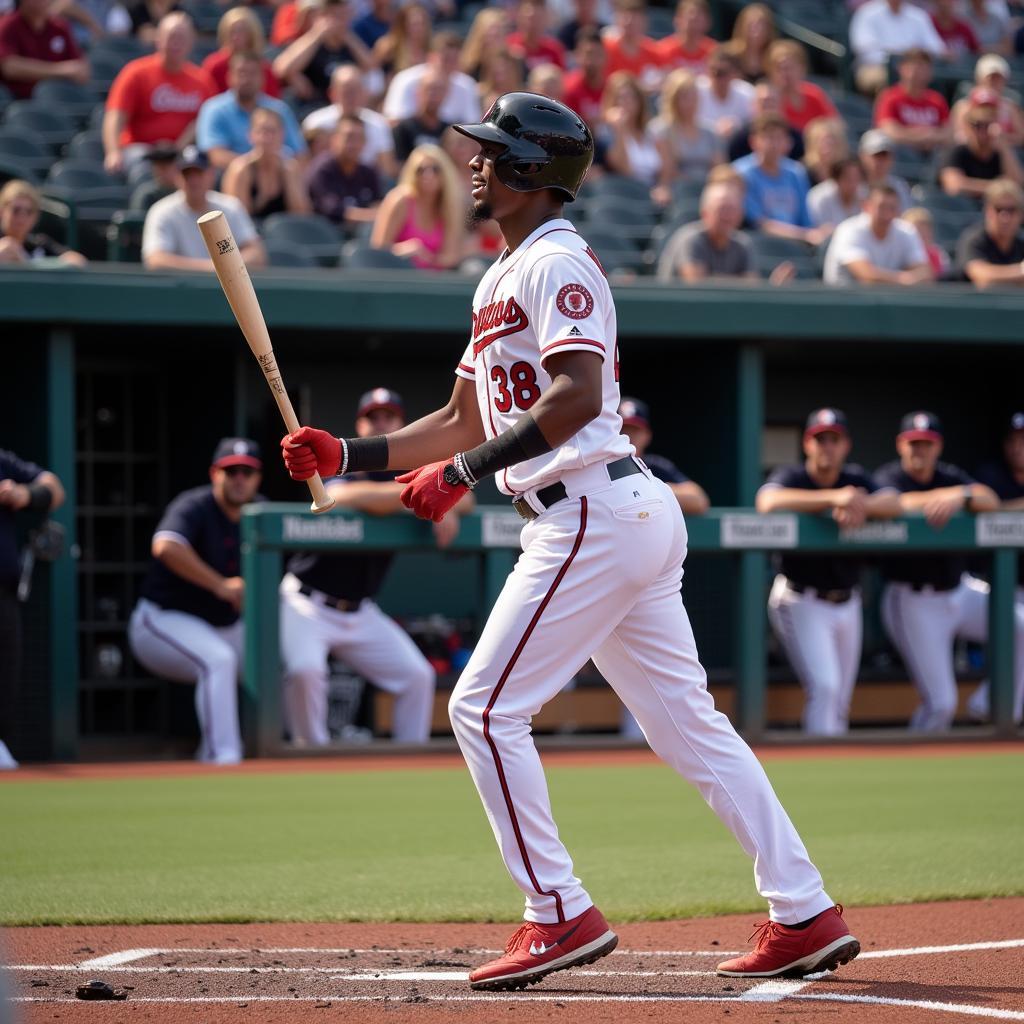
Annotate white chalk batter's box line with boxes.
[9,938,1024,1020]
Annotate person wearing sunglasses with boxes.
[940,91,1023,200]
[957,177,1024,288]
[128,438,264,765]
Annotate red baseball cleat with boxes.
[469,905,618,991]
[716,904,860,978]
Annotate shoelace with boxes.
[505,924,535,953]
[746,904,844,947]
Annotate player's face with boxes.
[468,141,525,223]
[622,422,651,455]
[897,437,942,477]
[356,409,405,437]
[1004,430,1024,472]
[211,465,262,507]
[803,430,850,471]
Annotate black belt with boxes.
[786,581,854,604]
[511,456,644,522]
[298,584,362,612]
[907,581,958,593]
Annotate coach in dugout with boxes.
[128,438,264,765]
[0,448,64,770]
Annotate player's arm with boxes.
[999,496,1024,510]
[670,481,710,515]
[326,478,405,515]
[898,483,999,513]
[964,258,1024,288]
[152,536,242,609]
[863,488,902,518]
[756,486,857,513]
[0,470,65,511]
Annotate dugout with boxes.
[2,267,1022,760]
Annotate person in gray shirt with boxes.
[808,156,867,231]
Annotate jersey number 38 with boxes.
[491,362,541,413]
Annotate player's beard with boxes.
[468,199,493,226]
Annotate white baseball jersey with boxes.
[455,218,632,496]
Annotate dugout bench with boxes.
[240,506,1023,755]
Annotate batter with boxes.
[281,93,859,990]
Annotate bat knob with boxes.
[310,495,336,515]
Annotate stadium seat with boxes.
[181,0,224,34]
[577,227,644,274]
[580,173,652,204]
[32,79,101,125]
[90,35,150,61]
[0,156,38,186]
[46,159,127,202]
[0,83,11,118]
[266,242,319,268]
[2,102,77,151]
[584,199,657,244]
[129,179,172,211]
[0,131,53,178]
[670,178,705,205]
[68,130,106,164]
[262,212,343,267]
[89,53,131,94]
[106,208,146,262]
[341,240,414,269]
[36,193,77,250]
[750,233,814,261]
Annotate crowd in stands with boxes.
[4,0,1024,285]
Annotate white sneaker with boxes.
[0,740,19,770]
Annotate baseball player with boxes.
[968,410,1024,723]
[280,388,467,745]
[872,412,1017,732]
[281,92,858,990]
[128,438,264,765]
[756,409,901,736]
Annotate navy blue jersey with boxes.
[287,471,397,601]
[976,460,1024,585]
[760,463,878,592]
[140,485,261,626]
[0,449,44,585]
[643,452,690,485]
[873,460,975,588]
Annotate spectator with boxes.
[0,444,64,770]
[563,26,608,128]
[103,13,212,175]
[808,156,867,230]
[721,1,774,83]
[352,0,393,50]
[930,0,979,58]
[657,179,755,281]
[127,438,264,765]
[478,51,525,116]
[373,0,430,78]
[874,48,950,154]
[370,142,464,269]
[383,31,481,126]
[555,0,605,53]
[802,116,850,186]
[941,91,1024,198]
[392,65,449,162]
[655,0,716,76]
[527,62,564,101]
[966,0,1011,56]
[0,0,88,100]
[757,408,901,736]
[272,0,373,105]
[305,112,381,226]
[459,8,507,80]
[697,46,754,141]
[650,68,723,199]
[202,7,280,98]
[0,179,86,265]
[196,51,306,170]
[734,113,826,245]
[125,0,178,45]
[849,0,947,96]
[507,0,566,70]
[823,183,933,285]
[58,0,132,49]
[957,177,1024,287]
[302,64,397,177]
[142,145,265,271]
[222,107,311,219]
[602,0,661,91]
[271,0,315,48]
[765,39,838,135]
[600,70,661,188]
[951,55,1024,146]
[726,80,803,162]
[279,390,455,747]
[902,205,950,278]
[859,128,912,210]
[873,412,1002,732]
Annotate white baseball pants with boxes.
[279,574,436,744]
[767,576,862,736]
[128,598,244,764]
[449,466,833,926]
[882,576,1024,731]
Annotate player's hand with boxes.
[922,492,963,530]
[432,511,460,549]
[215,576,244,612]
[832,486,868,530]
[0,480,30,510]
[281,427,341,480]
[396,461,467,524]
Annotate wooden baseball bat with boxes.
[197,210,334,515]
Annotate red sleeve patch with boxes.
[556,283,594,319]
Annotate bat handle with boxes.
[307,472,335,515]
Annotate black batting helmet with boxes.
[453,92,594,202]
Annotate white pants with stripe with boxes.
[128,598,244,764]
[449,467,833,926]
[767,576,862,736]
[882,576,1024,731]
[279,574,436,744]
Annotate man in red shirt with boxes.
[563,26,607,128]
[507,0,565,71]
[931,0,979,59]
[655,0,716,75]
[0,0,88,100]
[874,48,950,154]
[103,11,213,174]
[603,0,662,91]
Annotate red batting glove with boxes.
[281,426,341,481]
[396,460,468,523]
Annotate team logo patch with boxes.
[556,283,594,320]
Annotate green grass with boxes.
[2,752,1022,925]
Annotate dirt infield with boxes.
[5,898,1023,1023]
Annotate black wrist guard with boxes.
[343,435,389,474]
[27,482,54,511]
[463,414,553,482]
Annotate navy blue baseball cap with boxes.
[357,387,404,419]
[898,411,943,443]
[804,407,849,438]
[177,144,210,171]
[212,437,262,469]
[1007,411,1024,434]
[618,397,651,428]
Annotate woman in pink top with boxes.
[371,143,465,270]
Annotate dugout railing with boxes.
[241,505,1024,755]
